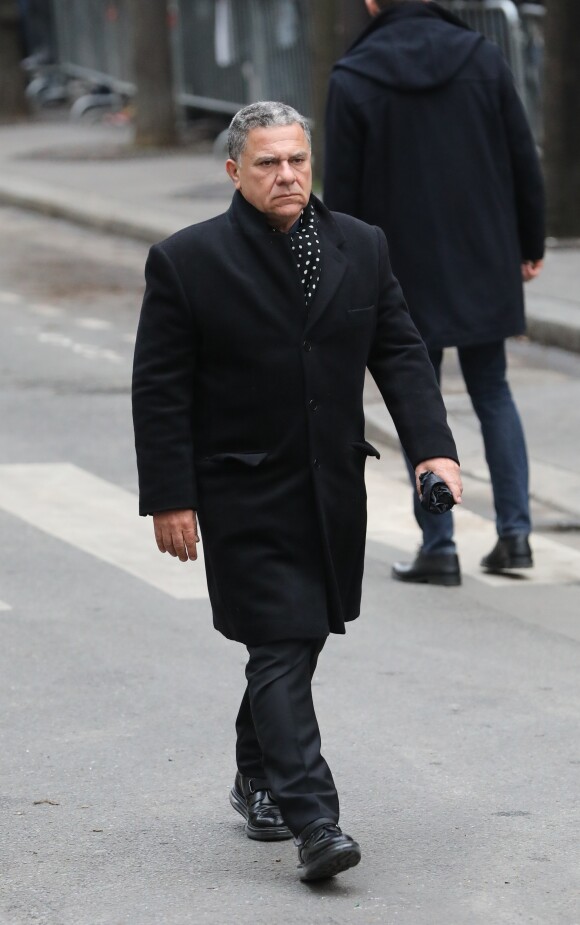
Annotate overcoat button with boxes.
[313,458,321,469]
[308,399,318,411]
[303,340,312,352]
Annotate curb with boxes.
[0,175,175,245]
[526,315,580,355]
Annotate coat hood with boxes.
[335,1,485,91]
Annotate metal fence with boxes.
[519,3,545,144]
[173,0,311,115]
[50,0,312,116]
[51,0,134,95]
[440,1,525,93]
[50,0,542,137]
[439,0,544,141]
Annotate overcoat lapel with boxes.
[228,191,347,334]
[227,191,306,330]
[306,198,347,332]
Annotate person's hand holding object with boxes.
[414,458,462,507]
[153,509,199,561]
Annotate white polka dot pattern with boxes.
[290,204,321,306]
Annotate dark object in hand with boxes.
[419,471,455,514]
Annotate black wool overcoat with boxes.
[323,1,545,350]
[132,192,458,645]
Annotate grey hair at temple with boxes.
[227,101,311,162]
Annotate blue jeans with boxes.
[406,341,531,554]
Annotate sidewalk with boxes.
[1,117,580,528]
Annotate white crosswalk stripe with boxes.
[0,600,12,611]
[0,290,22,304]
[0,463,208,600]
[364,465,580,586]
[0,463,578,603]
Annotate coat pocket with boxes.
[202,452,268,467]
[346,305,376,326]
[352,440,381,459]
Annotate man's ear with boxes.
[226,159,241,188]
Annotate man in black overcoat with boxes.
[324,0,545,586]
[132,101,461,881]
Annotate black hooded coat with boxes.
[323,1,545,349]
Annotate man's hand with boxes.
[415,458,463,505]
[522,259,543,282]
[153,509,199,562]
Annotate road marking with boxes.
[0,464,208,600]
[365,465,580,586]
[74,317,112,331]
[37,331,123,363]
[0,600,12,611]
[0,291,23,304]
[29,303,64,318]
[0,463,577,598]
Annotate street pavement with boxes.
[0,127,579,924]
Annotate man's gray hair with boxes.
[227,101,311,162]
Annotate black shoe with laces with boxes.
[296,819,361,881]
[229,772,292,841]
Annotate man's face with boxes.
[226,123,312,232]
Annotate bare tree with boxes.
[543,0,580,237]
[130,0,177,147]
[0,0,28,119]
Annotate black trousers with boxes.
[235,637,339,837]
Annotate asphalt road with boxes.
[0,208,578,925]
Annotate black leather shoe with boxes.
[392,550,461,586]
[229,772,292,841]
[296,820,361,881]
[481,535,533,572]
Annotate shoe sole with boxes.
[229,787,293,841]
[391,568,461,587]
[299,843,362,882]
[482,561,533,573]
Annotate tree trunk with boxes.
[543,0,580,237]
[310,0,366,184]
[0,0,29,120]
[337,0,369,50]
[130,0,177,147]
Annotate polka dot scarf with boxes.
[290,203,321,306]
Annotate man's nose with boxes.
[276,160,296,184]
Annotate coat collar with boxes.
[227,191,347,332]
[227,189,345,248]
[306,196,347,331]
[226,190,347,330]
